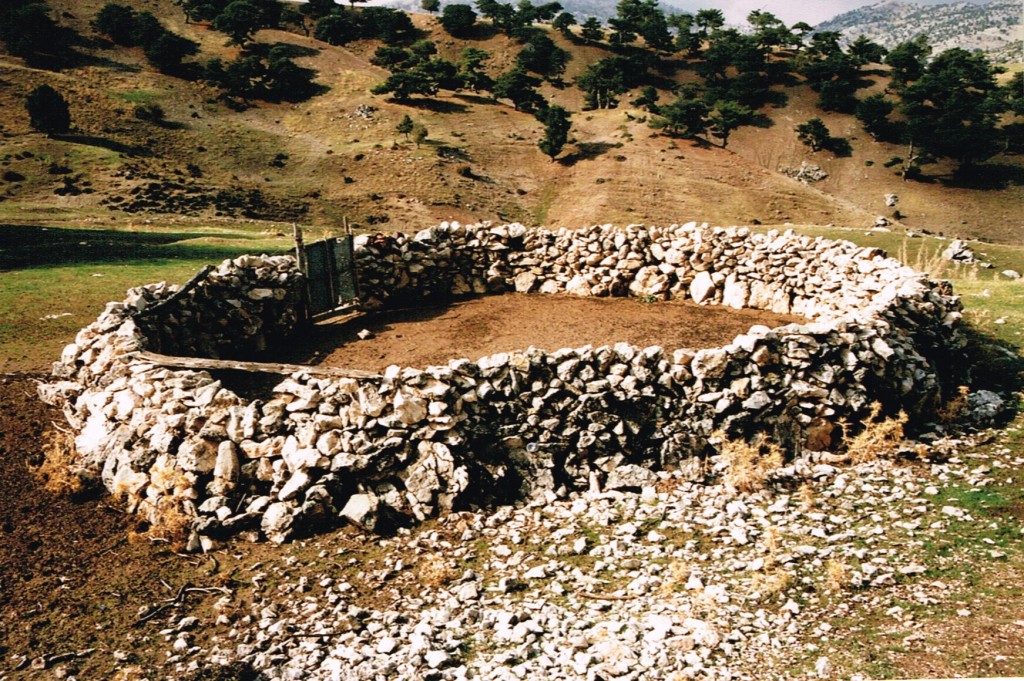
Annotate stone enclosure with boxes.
[41,222,964,545]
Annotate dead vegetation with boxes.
[937,385,971,424]
[31,429,88,498]
[717,432,785,494]
[843,402,908,464]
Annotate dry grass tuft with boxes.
[825,559,849,591]
[797,482,816,512]
[937,385,971,424]
[31,430,88,497]
[762,525,781,565]
[146,498,193,551]
[660,560,693,595]
[417,554,459,588]
[718,432,784,493]
[843,402,907,464]
[751,567,793,599]
[898,241,951,279]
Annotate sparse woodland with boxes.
[4,0,1021,171]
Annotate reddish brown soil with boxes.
[0,376,236,678]
[284,294,802,371]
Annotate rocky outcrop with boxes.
[40,222,964,545]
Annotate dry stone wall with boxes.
[40,222,964,545]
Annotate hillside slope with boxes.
[816,0,1022,61]
[0,1,1021,243]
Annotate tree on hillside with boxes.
[459,47,494,92]
[797,33,870,113]
[412,122,428,147]
[25,85,71,135]
[475,0,514,30]
[372,70,438,100]
[746,10,791,50]
[92,3,137,45]
[417,57,462,90]
[552,12,576,37]
[314,11,361,45]
[213,0,264,45]
[145,30,200,74]
[885,35,931,86]
[206,44,322,103]
[358,7,416,43]
[439,4,477,37]
[396,114,414,140]
[421,0,440,13]
[524,1,565,24]
[693,8,724,42]
[698,29,778,109]
[176,0,228,23]
[130,11,169,45]
[371,46,413,69]
[607,0,671,51]
[538,104,571,160]
[493,67,545,112]
[855,92,898,140]
[580,17,603,44]
[649,87,708,138]
[650,98,709,138]
[1,0,75,65]
[411,39,438,60]
[516,34,570,79]
[708,100,754,148]
[900,48,1007,170]
[668,13,700,55]
[262,45,321,101]
[848,35,887,64]
[301,0,337,20]
[631,85,660,113]
[795,118,831,151]
[789,22,813,49]
[576,57,630,110]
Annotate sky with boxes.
[667,0,992,26]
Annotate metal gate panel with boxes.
[332,236,358,303]
[305,239,336,315]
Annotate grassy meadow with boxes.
[0,223,291,372]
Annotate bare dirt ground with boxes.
[281,293,802,372]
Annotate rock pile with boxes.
[941,239,978,264]
[41,222,965,545]
[168,435,1019,681]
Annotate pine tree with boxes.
[795,118,831,152]
[538,105,571,160]
[396,114,414,140]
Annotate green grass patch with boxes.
[957,280,1024,348]
[0,224,289,371]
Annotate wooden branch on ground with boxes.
[130,351,380,379]
[577,591,638,601]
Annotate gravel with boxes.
[127,425,1024,681]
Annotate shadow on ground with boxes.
[0,224,284,270]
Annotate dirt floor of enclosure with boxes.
[282,294,803,372]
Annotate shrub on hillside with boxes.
[92,4,199,75]
[25,84,71,135]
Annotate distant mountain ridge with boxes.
[816,0,1021,62]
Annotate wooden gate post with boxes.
[293,224,312,327]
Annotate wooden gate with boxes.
[296,227,359,318]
